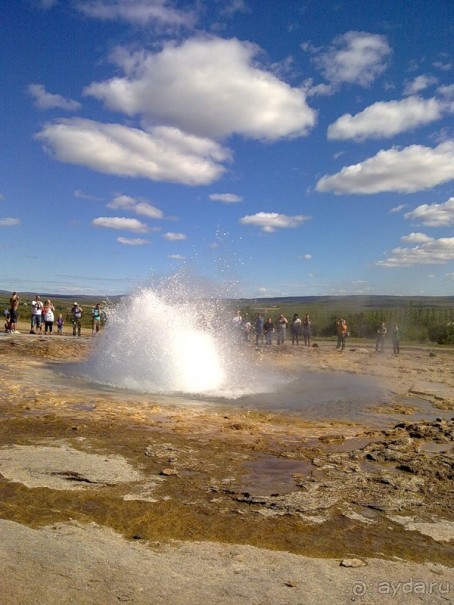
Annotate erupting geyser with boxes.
[82,282,274,398]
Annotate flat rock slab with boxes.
[0,520,452,605]
[0,444,143,490]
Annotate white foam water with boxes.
[81,283,279,398]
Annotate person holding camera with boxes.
[30,295,43,334]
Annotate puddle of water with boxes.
[240,455,314,496]
[321,437,374,452]
[418,441,453,454]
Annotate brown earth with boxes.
[0,331,452,604]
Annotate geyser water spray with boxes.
[82,282,277,398]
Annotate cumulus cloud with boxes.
[117,236,149,245]
[92,216,148,232]
[316,141,454,194]
[0,218,20,227]
[327,96,445,141]
[404,197,454,227]
[84,37,317,140]
[377,236,454,266]
[163,232,186,240]
[209,193,243,203]
[239,212,310,233]
[401,232,434,243]
[107,194,164,219]
[35,118,230,185]
[28,84,81,111]
[75,0,196,28]
[310,31,391,88]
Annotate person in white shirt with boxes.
[30,295,43,334]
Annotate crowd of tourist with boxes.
[3,293,107,337]
[231,311,401,355]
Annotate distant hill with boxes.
[1,292,453,309]
[235,295,454,309]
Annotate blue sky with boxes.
[1,0,453,297]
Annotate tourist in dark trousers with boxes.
[336,318,347,351]
[42,299,55,335]
[392,324,401,355]
[8,292,20,333]
[255,313,264,346]
[290,313,302,345]
[71,302,83,337]
[264,317,274,345]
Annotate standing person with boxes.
[392,324,401,355]
[42,299,55,335]
[30,295,43,334]
[290,313,302,345]
[232,309,243,342]
[57,314,64,335]
[302,313,312,346]
[276,314,288,346]
[264,316,274,346]
[71,302,83,337]
[336,318,348,351]
[242,315,251,341]
[8,292,20,333]
[376,322,387,352]
[255,313,264,346]
[92,303,101,335]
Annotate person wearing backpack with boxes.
[71,303,83,337]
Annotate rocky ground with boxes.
[0,332,452,604]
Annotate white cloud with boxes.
[304,254,312,260]
[92,216,148,233]
[35,118,230,185]
[75,0,196,28]
[311,31,391,88]
[403,74,438,96]
[163,232,186,241]
[209,193,242,203]
[84,37,317,140]
[390,204,405,213]
[74,189,102,201]
[28,84,81,111]
[117,236,149,245]
[316,141,454,194]
[401,232,434,244]
[108,194,164,219]
[239,212,310,233]
[404,197,454,227]
[0,218,21,227]
[377,236,454,266]
[168,254,185,260]
[36,0,58,9]
[220,0,249,17]
[327,96,444,141]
